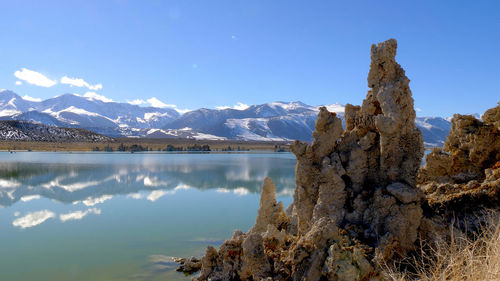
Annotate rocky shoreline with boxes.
[179,39,500,281]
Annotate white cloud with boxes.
[60,76,102,91]
[416,107,422,112]
[14,211,20,217]
[88,84,102,90]
[14,68,57,87]
[22,95,42,102]
[59,208,101,222]
[231,35,237,40]
[83,92,113,103]
[12,210,55,229]
[127,99,146,105]
[15,81,22,85]
[60,76,86,87]
[216,102,249,111]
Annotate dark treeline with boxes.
[90,143,264,152]
[93,143,213,152]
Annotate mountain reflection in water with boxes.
[0,152,296,208]
[0,152,296,281]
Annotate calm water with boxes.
[0,152,296,281]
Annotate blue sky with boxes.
[0,0,498,116]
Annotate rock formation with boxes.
[180,39,499,280]
[288,39,424,264]
[250,177,289,234]
[182,38,429,281]
[418,103,500,214]
[175,257,202,274]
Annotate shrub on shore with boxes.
[384,212,500,281]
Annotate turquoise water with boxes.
[0,152,296,281]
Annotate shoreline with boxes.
[0,139,440,153]
[0,150,293,154]
[0,138,291,152]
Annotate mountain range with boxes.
[0,90,451,146]
[0,120,112,142]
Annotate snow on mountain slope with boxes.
[166,102,451,144]
[0,90,34,115]
[225,118,285,141]
[322,103,345,114]
[0,109,21,117]
[0,90,452,145]
[0,91,179,131]
[165,102,319,141]
[415,116,451,147]
[145,128,226,140]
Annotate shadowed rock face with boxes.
[188,39,427,281]
[250,177,289,234]
[418,103,500,211]
[289,40,424,256]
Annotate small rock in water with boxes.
[175,256,202,274]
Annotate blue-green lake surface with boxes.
[0,152,296,281]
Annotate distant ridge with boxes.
[0,120,112,142]
[0,90,451,146]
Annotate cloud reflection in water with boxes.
[60,208,101,222]
[12,210,55,229]
[0,154,296,208]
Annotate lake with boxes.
[0,152,296,281]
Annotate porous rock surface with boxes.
[189,39,427,281]
[418,103,500,212]
[175,257,202,274]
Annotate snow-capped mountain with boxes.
[164,101,450,146]
[164,102,326,141]
[415,116,451,147]
[0,90,451,146]
[0,90,179,136]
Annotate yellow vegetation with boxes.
[384,213,500,281]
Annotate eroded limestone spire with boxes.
[190,39,426,281]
